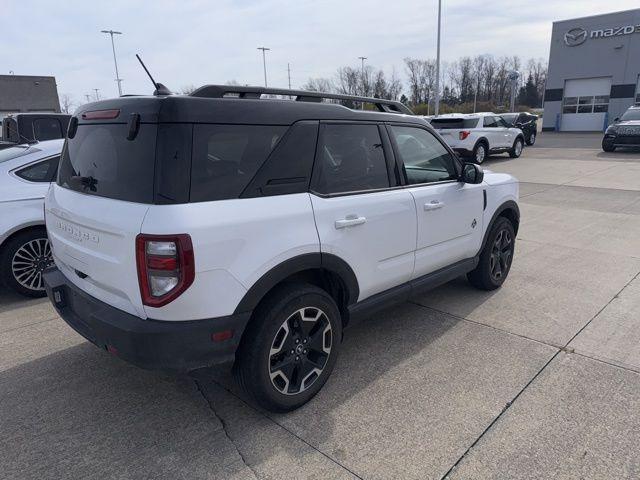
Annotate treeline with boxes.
[303,55,547,114]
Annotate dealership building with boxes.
[543,8,640,132]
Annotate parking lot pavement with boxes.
[1,132,640,479]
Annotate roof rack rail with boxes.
[189,85,413,115]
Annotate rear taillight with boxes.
[459,130,471,140]
[136,234,195,307]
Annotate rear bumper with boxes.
[453,147,473,156]
[44,268,251,372]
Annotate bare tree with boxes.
[302,77,334,93]
[60,94,74,114]
[180,84,197,94]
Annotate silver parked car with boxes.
[0,139,63,297]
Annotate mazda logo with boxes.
[565,27,587,46]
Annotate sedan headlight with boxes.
[605,125,617,135]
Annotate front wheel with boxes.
[467,217,515,290]
[526,132,536,146]
[0,228,53,298]
[509,138,524,158]
[234,283,342,412]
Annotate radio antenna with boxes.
[135,54,172,96]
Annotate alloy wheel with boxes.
[489,229,513,282]
[11,238,53,292]
[529,133,536,145]
[475,145,486,163]
[269,307,332,395]
[515,140,523,156]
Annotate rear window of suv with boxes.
[430,118,478,129]
[57,123,158,203]
[190,124,286,202]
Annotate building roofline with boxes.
[552,8,640,25]
[0,75,57,81]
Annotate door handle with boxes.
[424,201,444,211]
[335,215,367,229]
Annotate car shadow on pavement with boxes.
[0,341,252,480]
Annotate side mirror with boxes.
[461,163,484,184]
[614,117,620,122]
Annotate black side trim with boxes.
[544,88,563,102]
[479,200,520,254]
[610,84,636,99]
[483,190,487,210]
[348,257,478,322]
[233,253,359,314]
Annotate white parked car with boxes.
[0,139,63,296]
[430,113,525,164]
[44,88,519,412]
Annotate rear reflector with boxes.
[136,234,195,307]
[212,330,234,342]
[81,109,120,120]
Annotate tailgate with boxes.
[46,184,149,318]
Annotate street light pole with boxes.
[101,30,123,96]
[358,56,367,109]
[434,0,442,116]
[257,47,270,87]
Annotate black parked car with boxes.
[602,106,640,152]
[0,113,71,150]
[500,112,538,146]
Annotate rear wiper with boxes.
[69,175,98,192]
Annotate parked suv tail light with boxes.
[459,130,471,140]
[136,234,195,307]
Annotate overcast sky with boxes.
[3,1,639,105]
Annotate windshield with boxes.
[620,109,640,121]
[0,145,39,164]
[430,118,478,129]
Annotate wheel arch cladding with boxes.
[480,201,520,253]
[233,253,359,318]
[0,223,47,252]
[476,137,489,150]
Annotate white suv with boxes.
[44,87,519,412]
[430,113,525,164]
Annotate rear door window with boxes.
[190,124,287,202]
[483,116,498,128]
[57,123,158,203]
[312,123,390,195]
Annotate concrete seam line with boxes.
[0,316,61,335]
[208,378,365,480]
[439,268,640,479]
[408,300,558,350]
[439,350,561,480]
[194,380,260,480]
[571,351,640,376]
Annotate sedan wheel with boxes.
[1,229,53,298]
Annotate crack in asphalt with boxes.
[199,378,365,480]
[194,380,260,480]
[438,268,640,479]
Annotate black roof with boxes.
[74,89,427,127]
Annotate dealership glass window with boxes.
[563,97,578,114]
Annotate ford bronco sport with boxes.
[44,86,519,412]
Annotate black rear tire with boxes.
[0,228,52,298]
[234,283,342,412]
[467,217,515,291]
[472,142,487,164]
